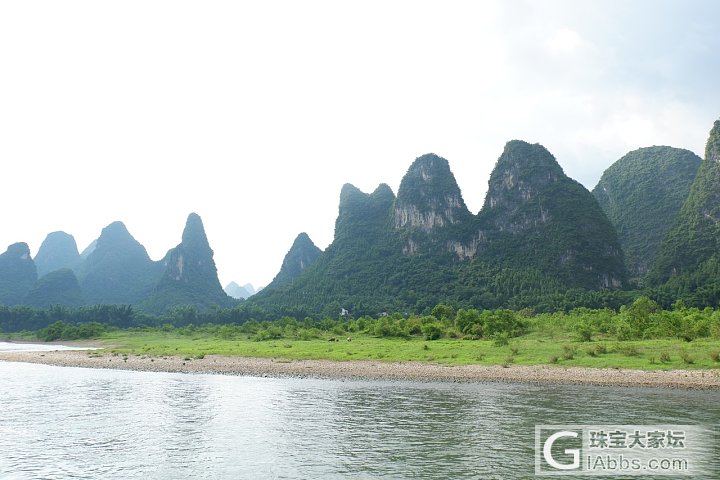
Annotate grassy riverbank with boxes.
[6,297,720,371]
[93,329,720,371]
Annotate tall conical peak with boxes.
[483,141,564,212]
[76,220,159,304]
[96,221,136,248]
[396,153,464,202]
[291,232,316,250]
[89,220,151,262]
[395,153,470,230]
[266,232,322,289]
[35,231,81,277]
[478,141,626,289]
[181,212,212,256]
[496,141,565,173]
[706,119,720,163]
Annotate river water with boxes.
[0,360,717,479]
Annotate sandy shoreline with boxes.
[1,349,719,389]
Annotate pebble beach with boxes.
[1,348,719,389]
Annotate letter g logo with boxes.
[543,430,580,470]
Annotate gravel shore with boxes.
[1,349,719,389]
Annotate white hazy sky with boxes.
[1,0,719,288]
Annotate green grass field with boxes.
[96,329,720,371]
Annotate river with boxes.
[0,360,717,479]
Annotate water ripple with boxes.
[0,363,717,479]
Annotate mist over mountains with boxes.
[1,118,719,316]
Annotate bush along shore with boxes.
[0,297,719,380]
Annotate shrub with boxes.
[492,332,510,347]
[421,322,445,340]
[455,308,482,335]
[562,345,576,360]
[483,310,527,338]
[431,304,456,322]
[574,321,593,342]
[254,325,283,341]
[680,350,694,365]
[296,328,321,340]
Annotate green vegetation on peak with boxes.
[706,120,720,163]
[334,183,395,244]
[394,153,475,257]
[24,268,83,308]
[254,144,627,317]
[0,242,37,306]
[34,231,81,278]
[478,141,627,290]
[650,120,720,302]
[76,221,162,305]
[181,212,213,257]
[481,141,565,217]
[142,213,232,313]
[264,233,322,290]
[395,153,470,218]
[372,183,395,202]
[593,146,702,279]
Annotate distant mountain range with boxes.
[1,117,719,315]
[224,282,262,300]
[0,213,234,313]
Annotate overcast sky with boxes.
[1,0,719,288]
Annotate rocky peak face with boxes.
[180,212,213,258]
[34,231,81,277]
[478,140,626,289]
[162,213,217,284]
[394,154,471,231]
[482,141,564,230]
[145,213,230,312]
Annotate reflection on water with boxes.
[0,362,717,479]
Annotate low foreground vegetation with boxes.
[6,297,719,371]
